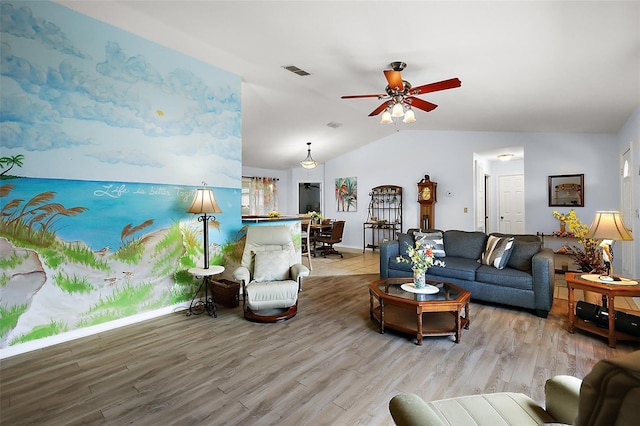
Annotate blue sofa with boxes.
[380,229,555,317]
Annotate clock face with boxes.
[420,186,431,201]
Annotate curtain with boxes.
[249,177,278,215]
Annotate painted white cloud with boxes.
[87,148,163,168]
[0,3,89,59]
[1,2,242,173]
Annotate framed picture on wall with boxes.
[335,177,357,212]
[548,174,584,207]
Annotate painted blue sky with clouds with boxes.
[0,1,241,188]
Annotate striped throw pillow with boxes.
[415,231,446,258]
[481,235,515,269]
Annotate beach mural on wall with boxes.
[0,2,243,348]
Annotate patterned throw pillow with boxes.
[481,235,515,269]
[253,250,290,281]
[414,231,446,258]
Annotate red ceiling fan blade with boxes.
[341,93,386,99]
[411,78,461,95]
[384,70,404,92]
[368,102,390,117]
[406,96,438,112]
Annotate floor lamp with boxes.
[585,211,633,280]
[187,183,222,269]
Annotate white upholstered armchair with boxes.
[233,225,309,322]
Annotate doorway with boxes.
[298,182,322,214]
[498,174,525,234]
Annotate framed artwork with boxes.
[335,177,357,212]
[548,174,584,207]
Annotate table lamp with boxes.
[585,211,633,280]
[187,182,222,269]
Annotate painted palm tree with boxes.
[335,177,357,212]
[0,154,25,177]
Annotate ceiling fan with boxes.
[341,62,461,123]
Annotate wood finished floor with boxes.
[2,249,638,425]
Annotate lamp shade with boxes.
[402,108,416,123]
[380,110,393,124]
[585,211,633,241]
[187,188,222,214]
[391,102,404,118]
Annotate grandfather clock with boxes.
[417,175,437,229]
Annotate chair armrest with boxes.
[290,263,310,281]
[544,375,582,424]
[233,266,250,284]
[389,393,446,426]
[380,240,400,278]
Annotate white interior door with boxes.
[498,174,525,234]
[620,149,635,277]
[474,160,486,231]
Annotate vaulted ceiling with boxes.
[61,1,640,170]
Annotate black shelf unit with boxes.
[363,185,402,251]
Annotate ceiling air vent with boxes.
[282,65,310,76]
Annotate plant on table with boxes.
[309,211,323,224]
[396,239,445,288]
[552,209,605,273]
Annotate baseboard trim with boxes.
[1,302,190,360]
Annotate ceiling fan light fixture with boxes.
[402,108,416,123]
[300,142,318,169]
[380,110,393,124]
[391,102,405,118]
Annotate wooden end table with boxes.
[565,272,640,348]
[369,277,470,345]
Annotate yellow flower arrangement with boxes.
[552,209,604,273]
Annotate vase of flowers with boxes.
[397,239,445,289]
[413,268,427,288]
[309,211,323,224]
[553,209,605,273]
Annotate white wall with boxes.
[616,107,640,274]
[323,130,618,251]
[244,113,638,273]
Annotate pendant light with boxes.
[300,142,318,169]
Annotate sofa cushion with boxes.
[443,230,487,260]
[388,255,414,273]
[507,240,542,271]
[476,265,533,290]
[396,232,415,258]
[427,257,480,281]
[481,235,515,269]
[415,231,446,258]
[491,232,540,243]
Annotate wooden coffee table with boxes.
[369,277,470,345]
[565,272,640,348]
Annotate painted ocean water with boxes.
[3,178,241,251]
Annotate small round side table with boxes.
[187,266,225,317]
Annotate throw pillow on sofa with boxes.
[396,232,414,258]
[507,240,542,271]
[481,235,515,269]
[414,231,446,257]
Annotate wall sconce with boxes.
[187,182,222,269]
